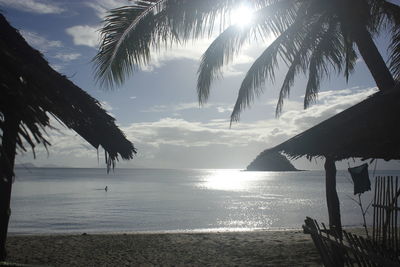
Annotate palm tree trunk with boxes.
[353,26,395,91]
[0,111,19,261]
[335,0,395,91]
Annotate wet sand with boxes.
[5,230,323,266]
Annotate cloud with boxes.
[141,102,201,113]
[49,63,64,72]
[126,88,377,168]
[85,0,131,18]
[16,87,377,169]
[20,30,62,52]
[0,0,65,14]
[141,102,234,114]
[66,25,100,47]
[100,101,113,112]
[216,106,233,113]
[66,1,131,48]
[54,52,81,62]
[129,96,137,100]
[20,30,81,70]
[142,38,256,76]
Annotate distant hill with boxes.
[247,150,299,171]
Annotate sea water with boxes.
[8,168,396,234]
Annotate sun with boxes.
[230,5,254,28]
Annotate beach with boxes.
[6,230,322,266]
[6,168,375,266]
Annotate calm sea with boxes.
[8,168,397,234]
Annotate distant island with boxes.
[246,150,299,171]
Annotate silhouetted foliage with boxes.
[0,14,136,166]
[267,86,400,161]
[0,14,136,261]
[95,0,400,123]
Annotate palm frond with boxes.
[276,13,331,116]
[381,1,400,79]
[197,26,250,104]
[343,35,357,82]
[94,2,164,88]
[371,0,400,27]
[304,22,344,108]
[230,19,307,124]
[197,0,297,104]
[389,26,400,80]
[94,0,249,89]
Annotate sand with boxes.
[3,229,325,266]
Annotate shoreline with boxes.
[6,229,323,266]
[8,224,368,236]
[7,227,304,237]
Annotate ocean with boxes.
[8,168,395,234]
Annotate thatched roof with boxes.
[0,14,136,168]
[269,87,400,161]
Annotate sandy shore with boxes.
[4,229,325,266]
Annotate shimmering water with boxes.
[8,168,395,234]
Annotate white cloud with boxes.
[129,96,137,100]
[54,52,81,62]
[66,25,100,47]
[101,101,113,112]
[0,0,65,14]
[142,38,256,76]
[49,63,64,72]
[16,87,377,169]
[20,31,81,70]
[118,88,374,168]
[66,1,132,48]
[141,102,234,114]
[142,39,213,70]
[20,30,62,52]
[141,102,201,113]
[85,0,131,18]
[216,106,233,113]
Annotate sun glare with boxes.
[198,169,267,191]
[230,5,254,28]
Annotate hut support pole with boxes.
[0,112,19,261]
[325,158,344,266]
[324,158,342,233]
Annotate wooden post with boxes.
[325,157,344,266]
[324,157,342,233]
[0,111,19,261]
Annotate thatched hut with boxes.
[265,86,400,231]
[0,14,136,260]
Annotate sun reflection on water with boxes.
[198,169,269,191]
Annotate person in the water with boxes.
[105,186,108,192]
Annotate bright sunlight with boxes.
[230,4,254,28]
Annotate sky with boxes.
[2,0,400,170]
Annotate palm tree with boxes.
[94,0,400,120]
[94,0,400,230]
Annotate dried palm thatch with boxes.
[269,86,400,161]
[0,14,136,168]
